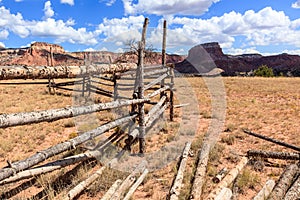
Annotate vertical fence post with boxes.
[161,20,167,99]
[138,18,149,154]
[169,63,175,121]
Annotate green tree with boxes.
[254,65,274,77]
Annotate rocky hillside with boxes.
[175,42,300,76]
[0,42,185,67]
[1,42,299,76]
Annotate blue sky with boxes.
[0,0,300,56]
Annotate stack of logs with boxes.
[167,129,299,200]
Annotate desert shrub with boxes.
[254,65,274,77]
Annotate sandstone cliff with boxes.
[175,42,300,76]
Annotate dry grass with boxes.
[0,77,299,199]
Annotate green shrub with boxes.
[254,65,274,77]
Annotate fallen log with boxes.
[283,173,300,200]
[110,161,147,200]
[169,142,192,200]
[100,179,122,200]
[253,179,275,200]
[215,187,232,200]
[0,114,137,181]
[268,164,299,200]
[247,150,300,160]
[243,130,300,152]
[0,98,147,128]
[212,167,228,183]
[0,63,137,80]
[123,168,149,200]
[62,166,106,200]
[206,157,248,200]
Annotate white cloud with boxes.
[30,18,98,45]
[122,0,220,16]
[60,0,74,6]
[0,6,30,37]
[15,0,23,2]
[0,29,9,39]
[292,0,300,8]
[84,47,96,52]
[0,6,99,45]
[224,47,260,55]
[105,0,116,6]
[96,15,145,44]
[167,7,300,49]
[282,49,300,55]
[0,41,5,48]
[43,1,54,19]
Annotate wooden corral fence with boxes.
[1,18,299,200]
[0,18,176,199]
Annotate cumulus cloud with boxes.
[0,41,5,48]
[96,15,145,45]
[60,0,74,6]
[0,6,98,45]
[292,0,300,8]
[0,29,9,39]
[166,7,300,50]
[0,6,30,37]
[122,0,220,16]
[43,1,54,19]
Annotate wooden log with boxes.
[100,179,122,200]
[268,164,299,200]
[189,142,211,199]
[0,98,148,128]
[212,167,228,183]
[253,179,275,200]
[169,64,175,121]
[123,168,149,200]
[62,166,106,200]
[169,142,192,200]
[206,157,248,200]
[146,95,167,117]
[247,150,300,160]
[144,68,168,77]
[243,129,300,152]
[160,20,167,100]
[0,130,122,185]
[110,161,147,200]
[215,187,232,200]
[146,85,170,98]
[144,73,168,91]
[145,102,169,127]
[283,174,300,200]
[137,18,148,154]
[0,114,137,181]
[0,63,137,80]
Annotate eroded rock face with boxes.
[175,42,300,76]
[0,42,186,67]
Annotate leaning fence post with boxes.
[137,18,149,154]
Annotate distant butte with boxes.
[175,42,300,76]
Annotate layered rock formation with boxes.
[175,42,300,76]
[0,42,185,67]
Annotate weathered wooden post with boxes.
[137,18,149,154]
[169,63,175,121]
[161,20,167,99]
